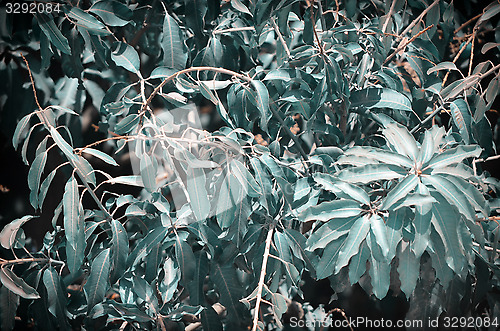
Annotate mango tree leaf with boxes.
[306,217,358,251]
[424,145,481,170]
[0,267,40,299]
[249,81,272,133]
[427,62,458,75]
[110,219,128,283]
[299,200,363,222]
[428,230,454,288]
[398,242,419,298]
[160,258,180,303]
[140,153,157,193]
[12,113,32,150]
[369,214,390,258]
[315,238,345,279]
[175,236,196,283]
[417,130,435,167]
[28,151,48,209]
[36,13,71,55]
[107,175,144,187]
[89,0,132,27]
[49,127,77,161]
[337,164,406,184]
[186,167,210,222]
[0,284,19,331]
[187,251,209,305]
[43,267,68,325]
[383,122,419,161]
[335,215,371,273]
[313,173,370,205]
[66,7,110,35]
[211,263,245,323]
[348,240,370,285]
[81,148,118,166]
[450,99,472,144]
[349,88,413,112]
[345,147,414,168]
[369,254,390,299]
[381,174,419,210]
[114,114,140,134]
[64,176,85,274]
[0,216,36,249]
[85,248,111,312]
[111,42,140,74]
[162,12,187,70]
[39,168,57,211]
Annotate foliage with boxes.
[1,0,500,329]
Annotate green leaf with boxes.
[89,0,132,27]
[0,267,40,299]
[64,176,85,274]
[313,173,370,205]
[349,88,413,112]
[337,164,406,184]
[28,151,48,209]
[49,127,77,161]
[424,145,481,170]
[450,99,472,144]
[315,238,344,279]
[186,167,210,222]
[426,61,458,75]
[187,251,209,305]
[369,214,389,258]
[369,253,390,299]
[160,258,180,303]
[381,174,419,210]
[306,217,358,251]
[39,168,57,211]
[0,284,19,331]
[345,147,414,168]
[36,13,71,55]
[81,148,118,166]
[249,81,272,133]
[107,175,144,187]
[417,129,435,167]
[184,0,207,38]
[386,209,404,260]
[231,0,252,15]
[162,12,187,70]
[12,113,32,150]
[140,153,157,193]
[429,193,466,273]
[299,200,363,222]
[211,263,245,323]
[175,236,196,282]
[348,241,370,285]
[66,7,110,35]
[85,248,111,312]
[428,230,454,288]
[398,242,419,298]
[43,267,68,324]
[383,122,418,161]
[114,114,140,134]
[110,219,128,283]
[335,215,371,273]
[0,216,35,249]
[111,42,140,73]
[423,175,475,221]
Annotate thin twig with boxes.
[382,0,397,34]
[271,17,291,58]
[251,225,274,331]
[398,0,440,39]
[442,34,474,86]
[454,12,482,34]
[468,29,477,76]
[410,105,444,134]
[384,24,434,65]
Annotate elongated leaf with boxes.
[0,284,19,331]
[249,81,272,132]
[107,175,144,187]
[306,217,358,251]
[12,114,32,150]
[430,193,466,273]
[381,174,419,210]
[335,215,371,273]
[348,241,370,285]
[28,151,48,209]
[428,229,454,288]
[81,148,118,166]
[64,176,84,273]
[450,99,472,144]
[49,127,76,161]
[175,236,196,283]
[110,219,128,283]
[127,227,168,267]
[230,159,262,197]
[36,13,71,54]
[140,154,157,193]
[0,216,35,249]
[369,253,390,299]
[423,175,476,221]
[43,267,67,324]
[337,164,406,183]
[186,167,210,222]
[417,129,435,167]
[427,62,458,75]
[0,267,40,299]
[369,214,389,257]
[111,42,140,73]
[162,13,187,70]
[39,168,57,211]
[345,147,414,168]
[85,248,111,312]
[89,0,132,27]
[67,7,109,35]
[313,173,369,205]
[349,88,412,112]
[299,200,363,222]
[383,122,418,161]
[398,242,419,298]
[211,263,245,323]
[316,237,345,279]
[187,251,209,305]
[161,258,180,303]
[424,145,481,170]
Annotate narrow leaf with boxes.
[0,267,40,299]
[84,248,111,312]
